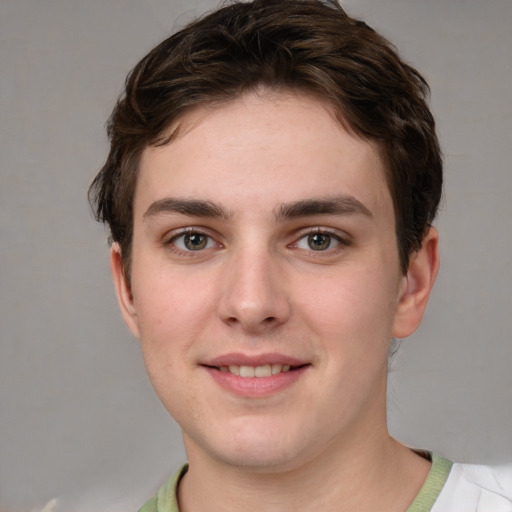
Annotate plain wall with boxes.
[1,0,511,510]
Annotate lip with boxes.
[204,352,308,367]
[201,353,311,398]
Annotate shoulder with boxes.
[433,462,512,512]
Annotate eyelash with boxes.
[163,227,350,256]
[292,228,350,253]
[165,228,220,255]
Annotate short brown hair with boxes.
[89,0,442,276]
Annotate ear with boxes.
[392,227,440,338]
[110,243,140,340]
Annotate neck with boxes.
[179,428,430,512]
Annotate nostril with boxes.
[223,315,279,330]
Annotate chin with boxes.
[213,446,305,473]
[190,421,313,473]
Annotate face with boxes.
[112,91,437,472]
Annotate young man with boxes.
[89,1,512,510]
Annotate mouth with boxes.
[201,353,311,396]
[206,363,308,378]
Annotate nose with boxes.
[216,245,291,334]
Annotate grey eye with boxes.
[294,231,344,252]
[172,232,215,251]
[307,233,333,251]
[184,233,208,250]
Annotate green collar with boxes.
[406,453,453,512]
[139,454,452,512]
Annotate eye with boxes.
[294,231,344,251]
[169,231,216,252]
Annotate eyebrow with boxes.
[276,195,372,221]
[143,198,230,220]
[142,194,372,222]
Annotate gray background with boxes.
[1,0,511,510]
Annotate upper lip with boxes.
[203,352,309,368]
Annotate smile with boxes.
[218,364,293,378]
[202,354,310,396]
[205,362,309,397]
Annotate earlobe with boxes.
[392,227,440,339]
[110,243,140,340]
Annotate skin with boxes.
[111,91,439,511]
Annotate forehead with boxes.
[136,91,391,220]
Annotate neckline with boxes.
[150,453,453,512]
[405,453,453,512]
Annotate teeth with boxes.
[254,365,271,377]
[239,365,255,377]
[220,364,293,378]
[228,365,240,376]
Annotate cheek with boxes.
[130,267,216,376]
[294,267,400,395]
[130,274,208,416]
[133,265,212,329]
[297,265,399,341]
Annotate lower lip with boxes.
[204,366,309,397]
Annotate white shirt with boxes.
[433,463,512,511]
